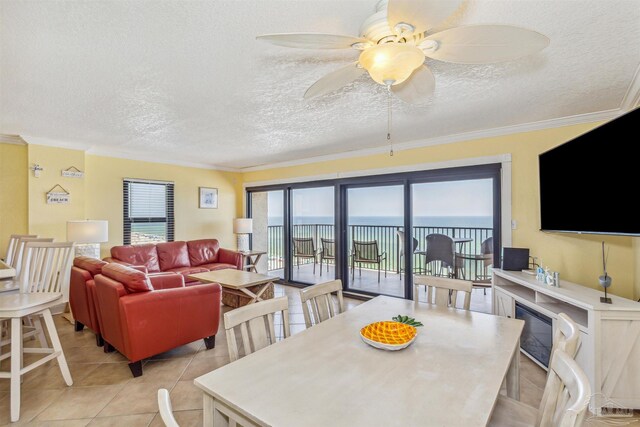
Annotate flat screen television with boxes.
[539,108,639,236]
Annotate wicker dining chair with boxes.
[455,236,494,294]
[319,238,335,277]
[292,237,318,274]
[351,240,387,283]
[425,234,455,277]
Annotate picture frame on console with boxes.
[199,187,218,209]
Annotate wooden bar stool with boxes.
[0,242,74,422]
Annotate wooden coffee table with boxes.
[188,270,276,305]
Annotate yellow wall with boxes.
[242,122,639,300]
[16,144,241,259]
[635,239,640,301]
[0,143,29,258]
[27,145,86,241]
[85,155,240,257]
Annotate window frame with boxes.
[123,178,175,245]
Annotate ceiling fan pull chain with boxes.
[387,85,393,156]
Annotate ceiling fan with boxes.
[257,0,550,104]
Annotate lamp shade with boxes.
[67,220,109,243]
[233,218,253,234]
[359,44,425,86]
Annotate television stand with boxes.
[492,269,640,413]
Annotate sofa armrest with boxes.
[219,248,243,270]
[149,273,184,290]
[129,265,149,274]
[118,283,222,362]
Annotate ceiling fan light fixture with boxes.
[358,43,425,86]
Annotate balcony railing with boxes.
[267,224,493,281]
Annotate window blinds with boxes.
[123,179,175,245]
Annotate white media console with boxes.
[492,269,640,411]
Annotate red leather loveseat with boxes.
[105,239,242,284]
[94,263,222,377]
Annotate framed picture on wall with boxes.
[199,187,218,209]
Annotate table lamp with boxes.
[67,220,108,258]
[233,218,252,252]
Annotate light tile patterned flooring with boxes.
[0,285,633,426]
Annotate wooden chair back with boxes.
[553,313,581,359]
[157,389,179,427]
[224,296,290,362]
[300,279,344,328]
[20,242,75,302]
[413,275,473,310]
[4,234,37,266]
[14,237,55,278]
[353,240,380,262]
[537,349,591,427]
[293,237,315,257]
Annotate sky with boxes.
[262,179,493,218]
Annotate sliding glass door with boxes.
[346,184,404,297]
[291,187,335,284]
[247,163,501,303]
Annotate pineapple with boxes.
[391,315,423,327]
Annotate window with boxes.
[123,179,174,245]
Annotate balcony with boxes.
[266,223,494,312]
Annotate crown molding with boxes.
[620,64,640,112]
[240,109,621,172]
[19,135,241,172]
[0,134,27,145]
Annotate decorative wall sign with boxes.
[199,187,218,209]
[61,166,84,178]
[46,184,71,204]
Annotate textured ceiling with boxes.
[1,0,639,169]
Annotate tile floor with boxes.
[0,285,635,426]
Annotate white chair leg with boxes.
[33,315,48,348]
[42,309,72,386]
[10,317,22,422]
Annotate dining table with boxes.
[195,295,524,427]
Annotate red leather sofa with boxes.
[105,239,242,283]
[94,263,222,377]
[69,256,108,346]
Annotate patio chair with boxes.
[454,236,494,294]
[424,234,455,277]
[319,238,335,277]
[292,237,318,274]
[396,230,426,280]
[351,240,387,283]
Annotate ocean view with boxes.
[269,216,493,228]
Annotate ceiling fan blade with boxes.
[387,0,464,34]
[391,65,435,104]
[304,62,366,99]
[421,25,550,64]
[257,33,368,49]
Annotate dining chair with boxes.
[413,275,473,310]
[319,238,335,277]
[299,279,344,328]
[454,236,494,294]
[157,389,179,427]
[396,230,423,280]
[224,296,290,362]
[3,234,37,266]
[425,234,455,278]
[0,241,75,422]
[292,237,318,274]
[488,349,591,427]
[351,240,387,283]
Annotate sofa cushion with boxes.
[73,256,108,277]
[200,262,237,271]
[110,244,160,272]
[102,263,154,293]
[187,239,220,266]
[156,241,190,271]
[167,266,209,283]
